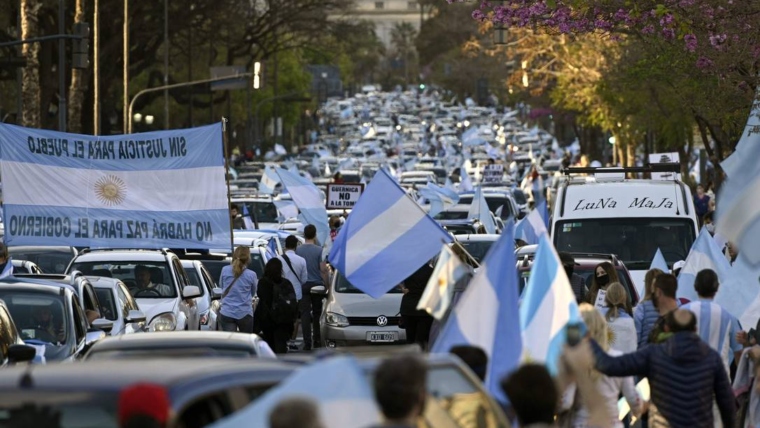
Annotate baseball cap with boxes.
[118,383,170,426]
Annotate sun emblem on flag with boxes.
[94,175,127,206]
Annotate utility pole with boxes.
[93,0,99,135]
[123,0,129,134]
[163,0,169,129]
[58,0,66,131]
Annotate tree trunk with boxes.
[20,0,42,128]
[68,0,88,133]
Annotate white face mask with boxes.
[706,223,715,233]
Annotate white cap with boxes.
[673,260,686,271]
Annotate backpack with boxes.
[271,279,298,324]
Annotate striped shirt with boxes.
[682,299,742,373]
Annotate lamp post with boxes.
[163,0,169,129]
[123,0,129,133]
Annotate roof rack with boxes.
[562,163,680,176]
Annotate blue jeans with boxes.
[220,314,253,334]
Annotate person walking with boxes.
[600,282,637,354]
[218,246,258,333]
[634,268,665,349]
[584,309,735,428]
[295,224,329,350]
[694,185,711,225]
[278,235,307,347]
[561,304,641,428]
[257,258,298,354]
[400,261,435,350]
[681,269,743,375]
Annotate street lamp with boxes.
[133,113,142,123]
[145,115,155,125]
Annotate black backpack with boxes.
[271,279,298,324]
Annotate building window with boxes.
[408,1,418,9]
[375,1,384,9]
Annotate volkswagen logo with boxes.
[376,316,388,327]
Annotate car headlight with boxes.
[149,312,177,332]
[199,310,210,326]
[325,312,349,327]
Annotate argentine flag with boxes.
[432,221,521,403]
[649,248,669,272]
[329,169,452,298]
[275,167,329,246]
[417,244,469,319]
[515,203,548,245]
[259,164,280,195]
[467,186,496,234]
[418,183,459,217]
[677,227,732,302]
[520,235,582,375]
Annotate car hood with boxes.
[136,298,178,322]
[328,293,403,317]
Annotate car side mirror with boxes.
[211,287,223,300]
[91,318,113,333]
[310,286,327,296]
[8,344,36,364]
[182,285,202,300]
[85,329,105,347]
[125,310,146,323]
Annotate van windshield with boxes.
[554,218,696,270]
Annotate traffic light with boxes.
[72,22,90,69]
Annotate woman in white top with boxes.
[562,303,642,428]
[600,282,638,354]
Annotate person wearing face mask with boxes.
[704,211,716,235]
[586,262,620,308]
[647,274,681,345]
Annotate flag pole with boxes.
[222,118,234,252]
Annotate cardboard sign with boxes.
[594,289,607,311]
[482,164,504,183]
[326,183,364,209]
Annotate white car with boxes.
[181,260,220,331]
[11,259,43,274]
[67,249,202,332]
[88,276,147,336]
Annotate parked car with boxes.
[181,259,220,331]
[0,358,297,428]
[15,273,105,326]
[0,279,110,361]
[455,234,500,264]
[8,246,78,274]
[515,245,640,306]
[11,259,43,274]
[317,271,406,347]
[83,331,275,360]
[88,276,147,336]
[67,249,202,332]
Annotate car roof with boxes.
[8,246,76,253]
[87,276,125,289]
[0,279,70,295]
[73,249,171,263]
[0,358,295,392]
[456,234,501,242]
[88,331,258,352]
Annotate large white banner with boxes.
[0,123,231,249]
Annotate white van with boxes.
[551,167,699,294]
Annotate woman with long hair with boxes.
[586,262,620,306]
[256,258,297,354]
[602,282,637,354]
[561,304,641,428]
[218,246,258,333]
[633,268,664,349]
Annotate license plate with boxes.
[367,332,397,343]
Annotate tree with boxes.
[67,0,87,132]
[20,0,41,128]
[390,22,418,86]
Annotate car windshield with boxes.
[456,196,511,220]
[335,273,402,294]
[94,289,118,321]
[520,266,638,305]
[8,249,74,274]
[239,201,279,224]
[0,393,120,428]
[86,347,253,360]
[434,211,469,220]
[0,292,68,345]
[554,219,696,270]
[457,240,496,264]
[512,189,527,205]
[70,261,177,298]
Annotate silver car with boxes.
[318,272,406,348]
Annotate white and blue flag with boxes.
[520,235,582,375]
[677,227,732,302]
[418,183,459,217]
[459,166,474,192]
[241,205,254,230]
[210,356,380,428]
[467,186,496,234]
[717,98,760,265]
[515,205,547,245]
[265,237,278,258]
[275,168,329,245]
[329,169,452,299]
[0,123,231,249]
[0,258,12,279]
[273,200,298,222]
[259,164,280,195]
[715,255,760,320]
[650,248,669,272]
[432,221,521,403]
[417,244,469,320]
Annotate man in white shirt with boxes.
[278,235,307,302]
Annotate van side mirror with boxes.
[8,344,36,363]
[125,310,146,323]
[310,286,327,296]
[91,318,113,333]
[182,285,202,300]
[211,287,223,300]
